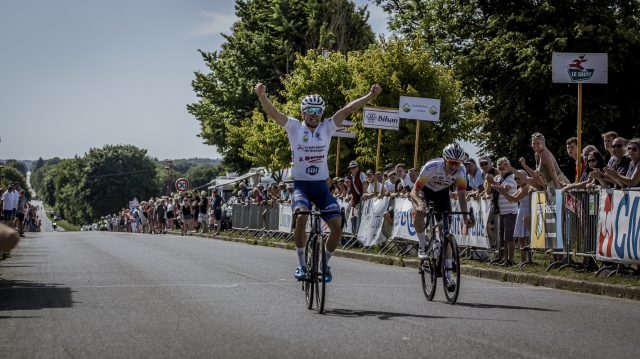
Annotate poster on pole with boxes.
[398,96,441,121]
[333,120,356,138]
[552,53,608,84]
[363,107,400,130]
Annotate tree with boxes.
[188,0,375,171]
[0,166,28,197]
[185,164,220,189]
[82,145,160,220]
[375,0,640,160]
[236,38,480,177]
[4,159,27,176]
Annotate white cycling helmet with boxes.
[300,94,325,112]
[442,142,466,162]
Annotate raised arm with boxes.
[255,83,288,126]
[332,84,382,126]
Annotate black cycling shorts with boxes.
[421,187,452,219]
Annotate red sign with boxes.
[175,178,190,192]
[565,192,577,214]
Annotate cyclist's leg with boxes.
[292,182,312,274]
[314,183,341,263]
[414,188,434,256]
[433,189,453,272]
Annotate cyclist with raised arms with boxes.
[410,143,475,288]
[255,82,382,282]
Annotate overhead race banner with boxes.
[363,107,400,130]
[333,120,356,138]
[398,96,441,121]
[552,52,608,84]
[391,198,490,248]
[597,190,640,265]
[356,197,390,246]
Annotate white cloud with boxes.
[190,11,236,37]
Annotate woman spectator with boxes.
[492,170,532,265]
[166,199,174,230]
[181,195,194,236]
[562,150,607,191]
[362,169,382,200]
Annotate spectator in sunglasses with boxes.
[603,138,640,188]
[562,150,607,191]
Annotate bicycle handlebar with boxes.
[429,207,475,223]
[294,208,343,216]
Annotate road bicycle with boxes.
[293,207,342,314]
[419,203,474,304]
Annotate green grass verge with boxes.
[56,220,80,232]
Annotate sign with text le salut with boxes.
[363,107,400,130]
[398,96,441,121]
[552,53,608,84]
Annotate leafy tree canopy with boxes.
[188,0,375,172]
[375,0,640,160]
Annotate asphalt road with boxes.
[1,232,639,358]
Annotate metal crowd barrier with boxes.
[547,190,600,271]
[224,190,637,276]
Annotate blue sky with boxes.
[0,0,477,161]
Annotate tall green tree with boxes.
[188,0,375,171]
[375,0,640,160]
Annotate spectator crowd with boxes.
[1,183,42,238]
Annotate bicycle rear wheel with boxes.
[442,234,461,304]
[315,235,326,314]
[419,237,437,301]
[304,237,315,309]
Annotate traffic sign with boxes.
[175,178,190,192]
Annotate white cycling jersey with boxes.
[284,117,338,181]
[416,158,467,192]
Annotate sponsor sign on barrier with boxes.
[391,198,416,240]
[278,204,293,233]
[391,198,491,248]
[597,190,640,264]
[451,199,491,249]
[530,190,564,250]
[356,197,390,246]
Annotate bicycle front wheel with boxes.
[442,234,461,304]
[315,235,326,314]
[304,237,315,309]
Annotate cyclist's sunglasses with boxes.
[303,107,323,115]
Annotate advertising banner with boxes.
[391,198,490,248]
[552,52,608,84]
[530,190,564,250]
[278,204,292,233]
[356,197,390,246]
[333,120,356,138]
[363,107,400,130]
[450,199,491,249]
[398,96,441,121]
[597,190,640,264]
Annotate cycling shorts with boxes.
[292,180,341,221]
[421,186,452,220]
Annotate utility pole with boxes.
[165,160,173,196]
